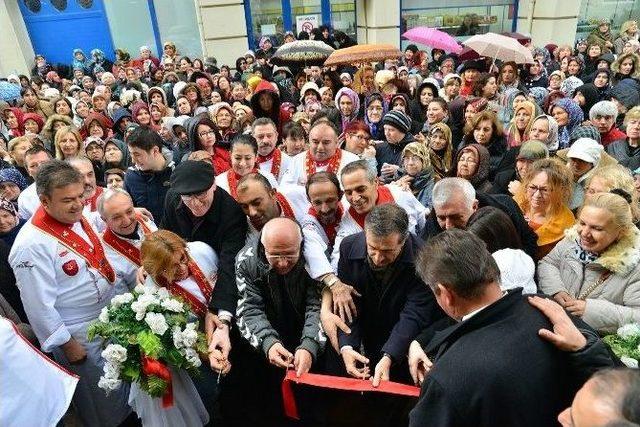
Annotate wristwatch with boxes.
[324,275,339,288]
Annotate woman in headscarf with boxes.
[334,87,361,133]
[0,168,27,209]
[104,138,131,170]
[522,59,548,90]
[90,49,114,77]
[427,122,453,181]
[506,100,537,148]
[454,143,493,192]
[497,88,525,129]
[529,114,560,152]
[572,83,600,119]
[72,100,90,128]
[0,197,25,248]
[72,49,93,75]
[550,98,584,149]
[209,102,237,144]
[147,86,175,117]
[592,68,611,100]
[566,56,585,79]
[391,142,435,208]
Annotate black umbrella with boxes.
[271,40,334,66]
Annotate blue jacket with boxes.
[124,163,174,224]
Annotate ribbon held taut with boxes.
[281,370,420,420]
[141,355,173,408]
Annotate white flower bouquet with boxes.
[603,323,640,368]
[88,285,208,404]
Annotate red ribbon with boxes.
[281,370,420,420]
[141,355,173,408]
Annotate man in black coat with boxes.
[408,229,615,427]
[161,160,248,371]
[420,177,538,259]
[337,203,444,384]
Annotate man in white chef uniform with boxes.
[9,160,131,427]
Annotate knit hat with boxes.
[517,140,549,161]
[567,138,603,165]
[560,76,583,96]
[492,249,537,294]
[0,168,28,191]
[0,197,17,218]
[382,110,412,134]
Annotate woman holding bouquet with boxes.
[135,230,219,426]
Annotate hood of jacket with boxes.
[105,138,131,168]
[565,225,640,276]
[184,113,220,151]
[111,107,133,130]
[147,86,168,106]
[251,80,281,120]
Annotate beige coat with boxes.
[538,225,640,334]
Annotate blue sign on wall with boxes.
[18,0,115,65]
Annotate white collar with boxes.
[461,291,508,322]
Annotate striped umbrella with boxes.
[271,40,334,66]
[324,44,403,67]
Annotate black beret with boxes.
[170,160,214,195]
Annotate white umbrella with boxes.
[463,32,534,65]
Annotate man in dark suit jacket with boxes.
[337,203,444,384]
[408,229,615,427]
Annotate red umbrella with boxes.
[402,27,463,54]
[457,46,480,61]
[500,32,532,47]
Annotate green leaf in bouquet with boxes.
[128,334,138,345]
[137,330,164,359]
[121,362,141,382]
[146,374,168,398]
[165,347,186,368]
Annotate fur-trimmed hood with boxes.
[565,225,640,276]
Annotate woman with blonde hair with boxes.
[538,192,640,333]
[610,52,640,84]
[614,20,639,55]
[505,100,536,148]
[514,157,575,260]
[53,126,83,160]
[586,164,640,223]
[137,229,219,426]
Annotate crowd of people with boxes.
[1,18,640,427]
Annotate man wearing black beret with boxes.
[161,160,248,375]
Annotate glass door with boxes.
[330,0,357,41]
[247,0,285,48]
[291,0,322,36]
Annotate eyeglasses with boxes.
[458,156,477,164]
[198,130,216,138]
[181,190,210,202]
[264,251,299,262]
[349,133,370,142]
[527,185,549,196]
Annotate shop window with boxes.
[400,0,515,50]
[291,0,322,37]
[331,0,357,41]
[153,0,203,59]
[576,0,640,41]
[248,0,284,48]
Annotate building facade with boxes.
[1,0,639,77]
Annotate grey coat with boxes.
[538,225,640,333]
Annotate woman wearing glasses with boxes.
[184,115,231,175]
[342,121,377,173]
[514,158,575,260]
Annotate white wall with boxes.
[0,0,35,76]
[197,0,249,68]
[516,0,582,47]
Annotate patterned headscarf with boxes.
[335,87,361,130]
[551,98,584,149]
[0,197,17,217]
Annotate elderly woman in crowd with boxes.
[0,168,28,209]
[454,143,492,192]
[209,102,237,144]
[515,157,575,260]
[528,114,560,152]
[7,136,33,182]
[0,197,25,248]
[363,92,387,141]
[538,192,640,333]
[391,142,435,208]
[606,105,640,171]
[334,87,361,133]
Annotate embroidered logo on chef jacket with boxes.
[62,259,79,276]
